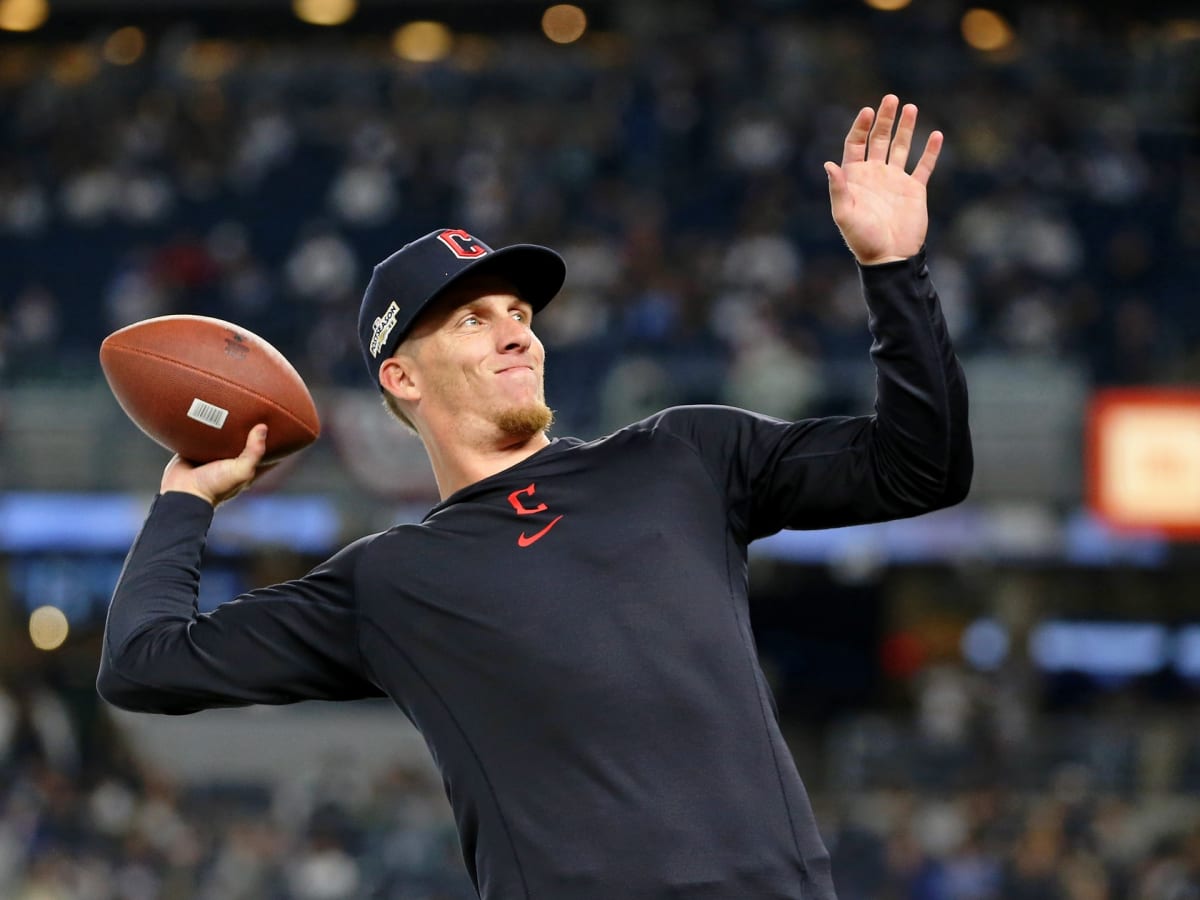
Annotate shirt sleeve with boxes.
[648,250,972,541]
[97,491,385,714]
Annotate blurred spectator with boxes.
[5,285,61,376]
[103,250,174,331]
[282,221,358,305]
[0,0,1190,412]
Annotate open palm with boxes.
[825,95,943,266]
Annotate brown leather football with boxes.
[100,315,320,464]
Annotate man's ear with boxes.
[380,355,421,403]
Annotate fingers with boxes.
[887,102,918,171]
[824,160,848,208]
[158,425,269,505]
[841,106,874,167]
[842,95,938,178]
[239,423,269,469]
[911,129,944,187]
[867,94,900,162]
[209,424,269,505]
[226,423,269,482]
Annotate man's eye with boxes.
[462,316,481,327]
[512,311,526,322]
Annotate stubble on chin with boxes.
[495,403,554,439]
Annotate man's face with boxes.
[398,274,553,440]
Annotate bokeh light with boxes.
[961,618,1010,671]
[1165,19,1200,42]
[51,45,98,85]
[542,4,588,44]
[864,0,912,10]
[452,34,494,72]
[961,8,1016,52]
[0,0,48,32]
[392,21,454,63]
[179,39,239,81]
[103,27,147,66]
[293,0,356,27]
[29,605,69,651]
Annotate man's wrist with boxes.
[160,487,216,507]
[857,246,926,269]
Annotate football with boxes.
[99,315,321,465]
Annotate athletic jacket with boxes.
[98,251,972,900]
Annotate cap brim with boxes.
[461,244,566,313]
[403,243,566,340]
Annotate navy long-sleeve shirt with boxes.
[98,252,971,900]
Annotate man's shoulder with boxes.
[328,526,418,572]
[617,404,757,443]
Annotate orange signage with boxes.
[1087,389,1200,538]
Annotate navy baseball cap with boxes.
[358,228,566,387]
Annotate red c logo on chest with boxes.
[508,484,547,515]
[507,483,562,547]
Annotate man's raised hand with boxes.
[825,94,943,266]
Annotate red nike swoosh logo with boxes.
[518,515,563,548]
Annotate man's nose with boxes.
[497,317,532,352]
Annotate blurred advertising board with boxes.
[1088,389,1200,539]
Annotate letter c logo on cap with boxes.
[437,229,488,260]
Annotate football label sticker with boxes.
[188,398,229,429]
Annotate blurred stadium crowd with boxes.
[1,683,476,898]
[2,0,1200,897]
[1,1,1197,433]
[6,674,1200,899]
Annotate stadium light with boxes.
[293,0,356,27]
[0,0,48,32]
[29,605,69,651]
[103,27,146,66]
[542,4,588,44]
[961,8,1015,52]
[392,21,453,63]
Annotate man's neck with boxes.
[424,429,551,500]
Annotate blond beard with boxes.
[495,402,554,439]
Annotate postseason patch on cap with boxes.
[369,301,400,358]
